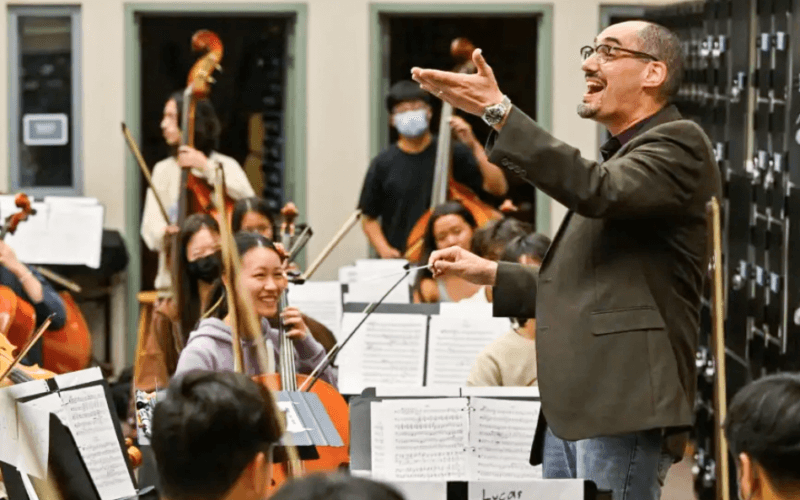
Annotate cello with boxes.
[172,29,228,345]
[404,37,502,263]
[1,194,38,349]
[212,170,347,494]
[0,193,92,374]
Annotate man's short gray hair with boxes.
[636,22,684,100]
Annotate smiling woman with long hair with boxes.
[173,231,336,386]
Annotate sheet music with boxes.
[54,366,104,390]
[46,204,104,268]
[60,385,137,500]
[468,397,542,480]
[337,313,427,394]
[4,199,104,268]
[371,398,470,481]
[4,202,50,263]
[0,379,50,466]
[345,259,411,304]
[439,302,494,318]
[16,393,64,479]
[287,281,343,339]
[426,316,508,386]
[370,401,388,474]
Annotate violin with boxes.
[404,37,502,262]
[0,330,55,387]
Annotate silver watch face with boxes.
[487,104,505,120]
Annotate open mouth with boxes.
[585,79,605,96]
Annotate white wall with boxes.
[0,0,669,365]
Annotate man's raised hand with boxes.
[427,246,498,286]
[411,48,504,117]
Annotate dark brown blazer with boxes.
[488,105,721,442]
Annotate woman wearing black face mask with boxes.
[178,214,223,340]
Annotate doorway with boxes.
[374,6,549,228]
[136,13,293,290]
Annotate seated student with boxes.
[414,201,483,303]
[270,473,405,500]
[0,240,66,365]
[232,197,276,240]
[466,232,551,387]
[151,370,282,500]
[174,232,336,386]
[724,372,800,500]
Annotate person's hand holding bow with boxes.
[411,48,507,129]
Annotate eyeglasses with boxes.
[580,44,659,63]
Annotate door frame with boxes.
[369,3,554,235]
[123,3,308,359]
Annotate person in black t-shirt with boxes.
[358,80,508,258]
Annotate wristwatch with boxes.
[482,95,512,126]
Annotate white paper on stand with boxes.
[370,398,470,481]
[426,316,508,386]
[468,397,542,480]
[60,385,137,500]
[467,480,583,500]
[54,367,104,390]
[16,392,65,479]
[4,199,104,268]
[337,313,427,394]
[287,281,343,339]
[346,259,411,304]
[0,380,50,467]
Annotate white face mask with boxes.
[392,109,429,138]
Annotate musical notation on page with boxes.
[468,397,542,480]
[426,316,507,387]
[60,385,137,500]
[337,313,427,394]
[371,398,470,481]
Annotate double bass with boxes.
[172,29,228,345]
[404,37,502,262]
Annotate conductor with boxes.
[413,21,721,500]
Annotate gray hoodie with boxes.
[174,317,337,387]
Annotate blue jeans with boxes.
[543,427,673,500]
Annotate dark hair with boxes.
[178,213,221,340]
[168,91,221,156]
[500,232,551,264]
[724,373,800,493]
[471,217,533,260]
[151,370,282,500]
[270,473,406,500]
[386,80,431,112]
[231,197,277,235]
[422,201,478,261]
[636,22,684,100]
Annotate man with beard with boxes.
[412,21,721,500]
